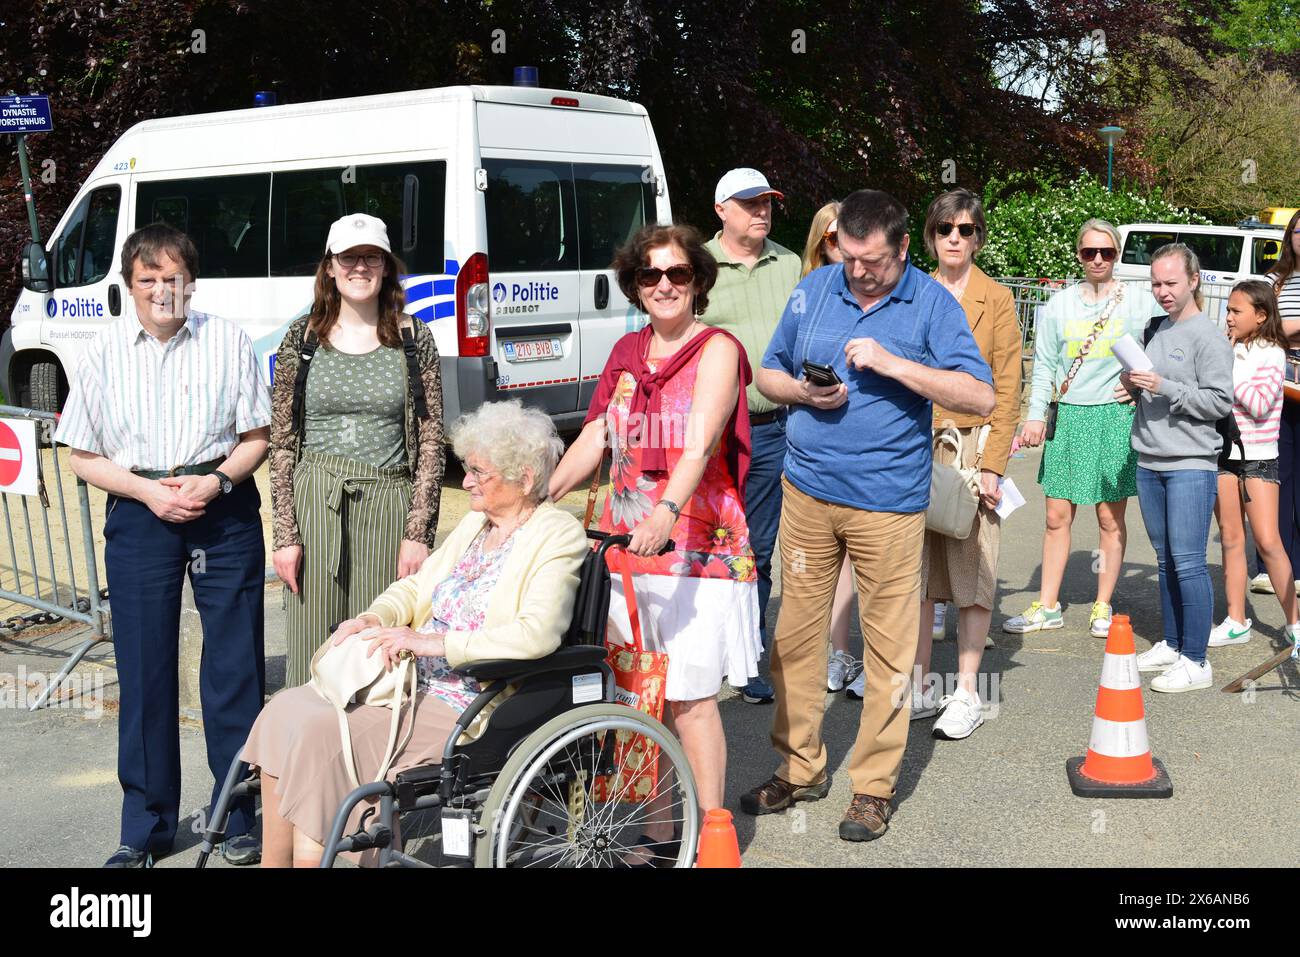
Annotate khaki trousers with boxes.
[769,477,925,798]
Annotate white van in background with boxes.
[3,83,671,430]
[1116,221,1285,320]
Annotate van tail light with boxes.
[456,252,490,357]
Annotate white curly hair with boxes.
[448,399,564,503]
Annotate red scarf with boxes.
[584,324,754,495]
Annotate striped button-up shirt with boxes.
[701,232,802,414]
[55,311,272,470]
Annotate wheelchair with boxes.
[196,531,699,868]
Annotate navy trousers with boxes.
[746,413,788,649]
[104,480,266,852]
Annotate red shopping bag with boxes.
[591,559,668,803]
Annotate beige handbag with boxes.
[925,426,988,540]
[308,628,417,789]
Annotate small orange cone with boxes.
[1067,614,1173,798]
[695,808,742,867]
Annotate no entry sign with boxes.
[0,419,40,496]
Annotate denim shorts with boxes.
[1219,457,1280,484]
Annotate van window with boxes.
[270,161,447,276]
[1179,233,1242,273]
[1253,237,1283,276]
[484,159,577,272]
[1121,230,1176,266]
[55,185,120,287]
[574,164,656,270]
[136,174,270,278]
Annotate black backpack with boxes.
[1142,316,1243,468]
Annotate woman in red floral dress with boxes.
[551,224,761,861]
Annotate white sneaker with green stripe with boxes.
[1207,617,1252,647]
[1002,600,1064,634]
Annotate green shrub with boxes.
[973,172,1210,279]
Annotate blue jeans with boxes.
[1135,466,1217,664]
[746,412,787,651]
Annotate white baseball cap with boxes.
[714,168,785,205]
[325,213,392,255]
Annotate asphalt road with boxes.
[2,444,1297,868]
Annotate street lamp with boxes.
[1097,126,1125,191]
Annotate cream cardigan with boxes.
[362,501,589,740]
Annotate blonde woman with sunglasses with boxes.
[1007,218,1159,637]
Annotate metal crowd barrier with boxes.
[0,404,109,709]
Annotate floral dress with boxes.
[414,525,517,713]
[598,339,761,700]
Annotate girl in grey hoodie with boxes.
[1118,243,1233,693]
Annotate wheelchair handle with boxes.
[586,529,675,559]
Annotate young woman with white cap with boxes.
[269,214,445,686]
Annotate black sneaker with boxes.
[739,774,832,815]
[740,676,775,704]
[104,845,153,868]
[221,833,262,866]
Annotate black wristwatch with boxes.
[212,470,234,496]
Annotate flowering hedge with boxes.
[973,172,1210,279]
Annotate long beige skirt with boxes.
[242,685,460,846]
[921,425,1002,610]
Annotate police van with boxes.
[3,83,671,430]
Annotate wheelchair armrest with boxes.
[456,645,609,682]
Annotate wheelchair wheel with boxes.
[475,703,700,868]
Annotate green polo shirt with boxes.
[702,232,802,414]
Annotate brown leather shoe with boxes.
[838,793,894,841]
[739,774,832,816]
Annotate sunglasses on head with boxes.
[635,264,695,288]
[935,222,976,238]
[822,228,838,249]
[1078,247,1118,262]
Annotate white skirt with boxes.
[606,572,762,701]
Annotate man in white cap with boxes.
[701,168,802,704]
[57,222,272,867]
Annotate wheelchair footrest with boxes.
[394,764,443,807]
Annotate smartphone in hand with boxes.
[802,360,843,387]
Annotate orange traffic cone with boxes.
[695,808,742,867]
[1067,614,1173,798]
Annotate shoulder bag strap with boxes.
[290,326,321,441]
[1058,283,1127,399]
[583,443,610,529]
[400,322,430,421]
[619,558,644,655]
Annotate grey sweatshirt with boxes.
[1130,312,1234,471]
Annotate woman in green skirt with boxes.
[1006,218,1158,638]
[270,214,445,686]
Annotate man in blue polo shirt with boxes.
[739,189,995,843]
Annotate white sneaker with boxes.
[932,604,947,640]
[910,680,940,721]
[1288,623,1300,658]
[1249,573,1274,594]
[932,687,985,739]
[1207,617,1252,647]
[1150,655,1213,693]
[1136,641,1181,673]
[827,650,861,692]
[845,671,865,700]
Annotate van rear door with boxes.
[481,156,581,414]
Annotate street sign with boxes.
[0,96,53,134]
[0,419,40,497]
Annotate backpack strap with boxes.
[400,321,430,421]
[290,326,321,439]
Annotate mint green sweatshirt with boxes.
[1028,281,1161,420]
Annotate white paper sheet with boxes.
[995,477,1026,520]
[1112,333,1153,373]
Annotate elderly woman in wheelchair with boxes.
[203,399,701,868]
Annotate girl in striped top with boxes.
[1211,280,1300,648]
[1261,209,1300,607]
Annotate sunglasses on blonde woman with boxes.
[1079,247,1118,263]
[635,264,695,288]
[822,229,838,249]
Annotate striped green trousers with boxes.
[283,451,413,687]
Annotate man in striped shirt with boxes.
[55,223,272,868]
[702,168,802,705]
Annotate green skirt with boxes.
[1037,401,1137,504]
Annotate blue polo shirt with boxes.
[762,262,993,513]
